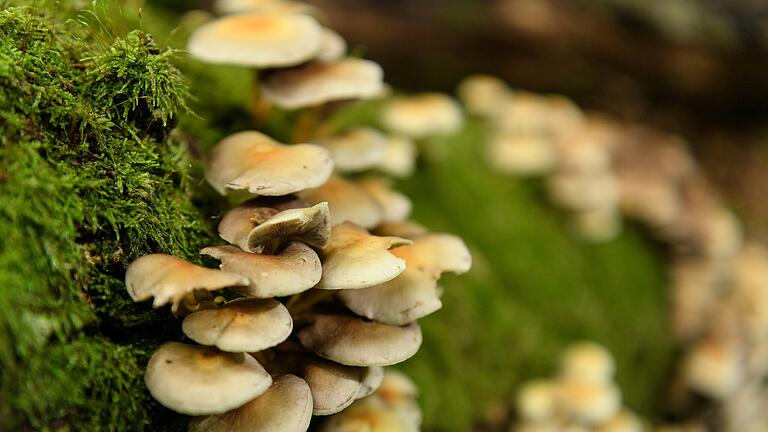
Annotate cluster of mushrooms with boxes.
[124,1,471,430]
[457,75,768,431]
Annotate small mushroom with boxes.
[559,342,616,384]
[125,254,248,313]
[261,58,384,109]
[547,170,619,211]
[189,374,313,432]
[320,395,418,432]
[557,380,622,425]
[487,131,555,176]
[456,74,510,117]
[683,336,744,400]
[182,298,293,352]
[317,222,410,290]
[357,366,385,399]
[516,379,558,422]
[355,177,412,223]
[300,177,384,228]
[187,13,323,67]
[312,128,388,173]
[316,28,347,62]
[378,135,417,178]
[302,356,365,415]
[297,314,422,366]
[205,131,334,196]
[380,93,463,139]
[145,342,272,415]
[219,199,331,252]
[202,243,321,298]
[571,207,622,243]
[594,409,644,432]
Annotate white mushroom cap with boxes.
[219,200,331,252]
[560,342,616,384]
[261,58,384,109]
[487,131,555,176]
[297,314,423,366]
[302,356,365,415]
[456,74,510,117]
[317,222,410,290]
[316,28,347,62]
[493,91,570,135]
[320,394,418,432]
[201,243,321,298]
[125,254,248,313]
[214,0,319,16]
[516,379,558,422]
[355,177,412,223]
[390,233,472,278]
[557,380,622,425]
[300,177,384,228]
[312,128,388,173]
[189,374,313,432]
[547,170,619,211]
[205,131,334,196]
[377,135,417,178]
[357,366,385,399]
[187,13,323,68]
[145,342,272,415]
[182,298,293,352]
[683,337,743,399]
[380,93,463,138]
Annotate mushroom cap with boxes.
[317,222,410,290]
[297,314,423,366]
[594,410,644,432]
[571,207,622,243]
[205,131,334,196]
[378,135,417,178]
[390,233,472,278]
[316,28,347,62]
[302,356,365,415]
[214,0,319,16]
[371,220,429,239]
[357,366,385,399]
[547,170,619,211]
[189,374,313,432]
[313,128,388,173]
[456,74,510,117]
[320,395,418,432]
[371,370,422,426]
[125,254,248,312]
[560,342,616,384]
[300,177,384,228]
[182,298,293,352]
[261,58,384,109]
[487,131,555,176]
[355,177,412,223]
[380,93,463,138]
[683,337,743,399]
[557,380,622,425]
[187,12,323,68]
[145,342,272,415]
[516,379,558,422]
[202,242,321,298]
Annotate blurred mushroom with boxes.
[300,177,384,228]
[547,170,619,212]
[456,74,510,117]
[312,128,388,173]
[125,254,248,313]
[557,380,622,425]
[682,336,744,400]
[205,131,333,196]
[571,207,622,243]
[560,342,616,384]
[201,243,321,298]
[317,222,410,290]
[378,135,417,178]
[487,131,555,176]
[380,93,463,138]
[316,28,347,62]
[371,220,430,239]
[517,379,558,422]
[594,409,644,432]
[320,394,418,432]
[182,298,293,352]
[355,177,412,223]
[297,314,422,366]
[145,342,272,415]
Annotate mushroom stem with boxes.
[287,289,336,317]
[291,105,324,143]
[250,69,273,126]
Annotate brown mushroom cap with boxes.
[182,298,293,352]
[355,177,412,223]
[317,222,410,290]
[300,177,384,228]
[380,93,463,138]
[297,314,422,366]
[205,131,334,196]
[201,243,321,298]
[187,13,322,68]
[312,128,388,173]
[189,374,313,432]
[261,58,384,109]
[125,254,248,313]
[302,356,365,415]
[145,342,272,415]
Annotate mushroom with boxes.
[261,58,384,109]
[456,74,510,117]
[297,314,422,366]
[219,199,331,252]
[189,374,313,432]
[557,380,622,425]
[372,220,429,239]
[357,366,385,399]
[571,207,622,243]
[683,336,744,400]
[125,254,248,313]
[317,222,410,290]
[182,298,293,352]
[300,177,384,228]
[145,342,272,415]
[355,177,412,223]
[594,410,644,432]
[205,131,334,196]
[301,356,365,415]
[487,131,555,176]
[187,12,323,68]
[201,242,321,298]
[312,128,388,173]
[546,170,619,212]
[320,394,418,432]
[316,28,347,62]
[559,342,616,384]
[214,0,320,16]
[380,93,463,139]
[378,135,417,178]
[516,379,558,422]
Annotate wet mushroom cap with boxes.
[261,58,384,109]
[189,374,313,432]
[297,314,423,366]
[205,131,334,196]
[300,177,384,228]
[201,242,321,298]
[317,222,410,290]
[380,93,463,138]
[145,342,272,415]
[182,298,293,352]
[125,254,248,312]
[187,12,323,67]
[312,128,388,173]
